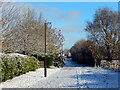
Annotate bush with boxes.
[38,56,44,61]
[46,55,55,67]
[37,55,55,68]
[54,56,65,68]
[0,54,38,82]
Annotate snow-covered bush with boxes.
[0,54,38,82]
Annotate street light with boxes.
[44,20,51,77]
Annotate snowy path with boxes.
[0,58,119,88]
[29,67,118,88]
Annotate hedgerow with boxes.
[38,55,55,67]
[0,54,38,82]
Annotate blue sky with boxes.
[23,2,118,49]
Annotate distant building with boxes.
[68,52,71,58]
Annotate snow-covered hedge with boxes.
[0,54,38,82]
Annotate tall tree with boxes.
[1,3,65,58]
[85,7,119,61]
[0,2,20,53]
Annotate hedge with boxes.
[46,55,55,67]
[38,55,55,67]
[0,54,38,82]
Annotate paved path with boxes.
[29,59,119,88]
[0,58,119,88]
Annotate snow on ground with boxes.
[64,58,86,67]
[0,68,61,89]
[29,67,118,88]
[0,58,119,89]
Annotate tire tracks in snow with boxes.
[76,68,89,88]
[76,70,80,89]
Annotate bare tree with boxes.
[0,2,21,53]
[1,3,65,58]
[85,7,119,61]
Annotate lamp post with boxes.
[44,21,47,77]
[44,21,51,77]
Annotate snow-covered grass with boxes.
[0,58,119,89]
[0,68,61,89]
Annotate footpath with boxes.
[0,58,118,88]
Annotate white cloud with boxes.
[57,24,84,32]
[39,3,80,22]
[58,11,80,21]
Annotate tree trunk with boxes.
[106,45,112,61]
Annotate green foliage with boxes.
[38,56,44,61]
[46,55,55,67]
[37,55,55,68]
[0,54,38,82]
